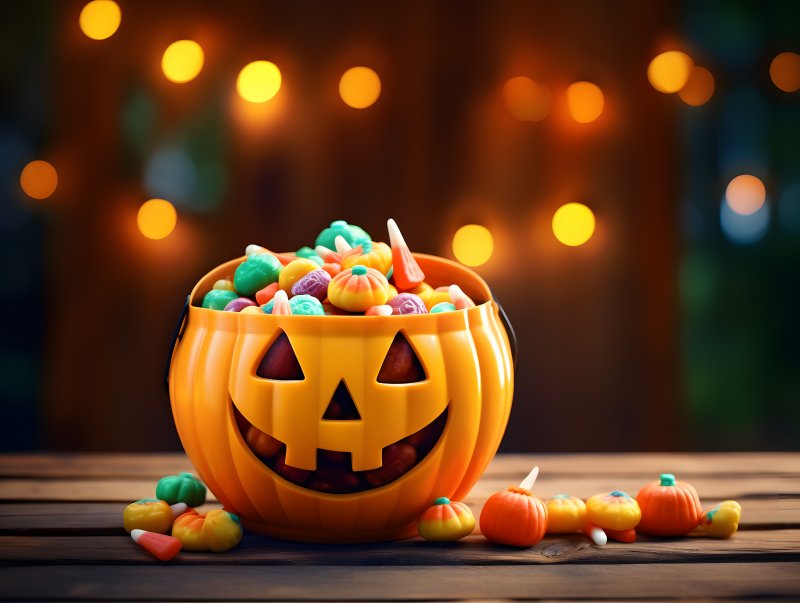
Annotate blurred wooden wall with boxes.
[41,0,681,452]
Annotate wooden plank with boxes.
[1,563,798,600]
[0,531,798,565]
[1,452,797,478]
[0,498,796,534]
[0,474,792,503]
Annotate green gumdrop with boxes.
[202,289,239,311]
[289,294,325,316]
[431,302,457,313]
[348,224,371,244]
[234,254,282,296]
[155,472,207,507]
[315,220,355,250]
[297,247,324,266]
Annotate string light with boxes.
[647,51,693,93]
[137,199,177,240]
[162,40,204,84]
[725,175,766,216]
[502,77,552,122]
[678,66,715,106]
[20,160,58,200]
[452,225,494,266]
[770,52,800,93]
[79,0,121,41]
[566,82,604,123]
[339,67,381,109]
[237,61,282,103]
[552,203,595,246]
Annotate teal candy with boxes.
[347,224,371,243]
[289,294,325,316]
[314,220,353,249]
[430,302,457,313]
[386,265,393,280]
[202,289,239,310]
[261,300,273,314]
[297,247,324,266]
[351,265,368,276]
[233,253,282,296]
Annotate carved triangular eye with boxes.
[322,380,361,420]
[256,331,304,380]
[377,333,426,384]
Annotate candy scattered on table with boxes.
[123,499,189,534]
[194,218,478,316]
[479,466,548,547]
[156,472,207,507]
[636,473,702,537]
[131,529,182,561]
[545,494,587,534]
[698,500,742,538]
[585,490,641,545]
[417,497,476,541]
[172,508,243,552]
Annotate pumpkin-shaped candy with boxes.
[636,473,702,537]
[698,500,741,539]
[123,499,188,534]
[341,241,393,276]
[480,466,548,547]
[545,495,586,534]
[328,265,390,312]
[156,472,207,507]
[417,497,476,541]
[172,509,243,552]
[315,220,370,250]
[586,490,641,532]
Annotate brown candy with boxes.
[245,426,283,459]
[364,442,417,487]
[377,335,425,383]
[256,332,304,380]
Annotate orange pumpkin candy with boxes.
[168,253,514,542]
[479,467,547,547]
[636,473,702,537]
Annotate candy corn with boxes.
[271,289,292,315]
[387,219,425,290]
[131,529,182,561]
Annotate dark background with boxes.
[1,0,798,452]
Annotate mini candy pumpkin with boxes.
[480,466,547,547]
[698,500,741,538]
[584,490,641,544]
[172,509,243,552]
[341,241,393,276]
[156,472,207,507]
[123,499,188,534]
[327,265,390,312]
[636,473,702,537]
[315,220,370,250]
[417,497,476,541]
[545,495,586,534]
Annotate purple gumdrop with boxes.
[223,297,258,312]
[291,269,331,301]
[388,293,428,315]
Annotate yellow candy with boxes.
[424,288,451,311]
[699,500,741,538]
[409,282,433,304]
[546,495,586,533]
[240,306,262,314]
[212,279,235,292]
[278,259,319,292]
[123,499,173,534]
[202,509,244,552]
[341,241,392,275]
[172,509,207,551]
[387,284,398,300]
[586,490,641,531]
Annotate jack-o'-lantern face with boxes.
[230,328,449,493]
[169,254,514,542]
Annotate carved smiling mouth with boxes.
[233,402,448,494]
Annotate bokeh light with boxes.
[769,52,800,93]
[566,82,604,123]
[725,174,766,216]
[339,67,381,109]
[678,66,715,106]
[552,203,596,246]
[145,148,196,205]
[237,61,282,103]
[452,224,494,266]
[720,197,770,244]
[161,40,204,84]
[79,0,121,41]
[19,160,58,200]
[137,199,177,240]
[502,77,552,122]
[647,51,693,93]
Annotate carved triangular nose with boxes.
[322,380,361,420]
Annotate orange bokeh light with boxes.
[502,76,552,122]
[679,66,715,106]
[648,51,694,93]
[339,66,381,109]
[20,160,58,199]
[725,175,766,216]
[770,52,800,93]
[566,81,604,123]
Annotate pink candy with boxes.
[387,293,428,315]
[291,269,331,301]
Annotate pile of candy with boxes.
[122,472,243,562]
[199,219,477,316]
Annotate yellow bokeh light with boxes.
[237,61,282,103]
[502,76,552,122]
[552,203,596,247]
[162,40,204,84]
[770,52,800,93]
[648,51,693,93]
[137,199,177,240]
[452,224,494,266]
[725,175,766,216]
[566,81,604,123]
[20,160,58,200]
[678,65,715,106]
[79,0,121,41]
[339,67,381,109]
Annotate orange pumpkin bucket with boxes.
[167,252,516,543]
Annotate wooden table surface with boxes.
[0,452,798,601]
